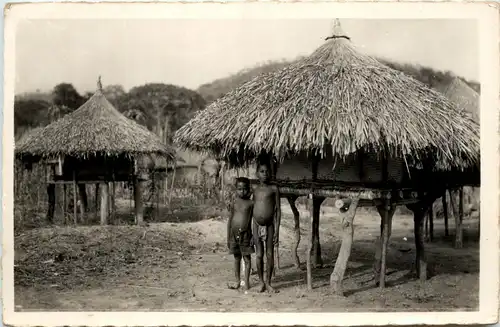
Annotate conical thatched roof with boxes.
[440,77,479,123]
[175,20,479,171]
[16,78,176,161]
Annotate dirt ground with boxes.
[14,203,480,312]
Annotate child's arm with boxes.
[274,186,281,245]
[227,202,234,248]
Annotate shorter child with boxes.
[227,177,254,290]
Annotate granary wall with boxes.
[275,151,406,185]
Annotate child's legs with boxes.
[243,255,251,285]
[253,221,265,283]
[265,224,275,284]
[233,253,242,282]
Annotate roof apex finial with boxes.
[325,18,350,42]
[97,75,103,92]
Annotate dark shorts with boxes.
[229,229,255,256]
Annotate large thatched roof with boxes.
[440,77,479,123]
[16,78,175,161]
[175,20,479,171]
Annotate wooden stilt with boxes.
[428,203,434,242]
[306,193,315,290]
[306,155,319,290]
[424,212,429,242]
[407,201,428,281]
[77,183,88,212]
[270,157,280,276]
[449,189,463,248]
[168,164,176,207]
[95,183,100,220]
[442,191,449,237]
[111,182,116,218]
[46,184,55,223]
[375,201,395,288]
[62,184,67,224]
[134,175,144,225]
[287,196,301,269]
[457,187,464,248]
[72,171,78,224]
[330,198,360,296]
[100,182,109,225]
[312,197,325,268]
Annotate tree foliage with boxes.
[116,83,206,144]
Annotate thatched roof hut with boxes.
[175,20,479,173]
[16,79,175,164]
[439,77,479,123]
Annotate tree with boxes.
[14,98,51,132]
[119,83,206,144]
[102,84,126,108]
[52,83,84,110]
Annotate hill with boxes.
[197,57,480,104]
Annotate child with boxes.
[252,161,281,293]
[227,177,254,290]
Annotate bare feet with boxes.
[227,282,240,290]
[257,283,266,293]
[266,284,279,293]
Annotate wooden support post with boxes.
[414,207,427,281]
[94,183,100,219]
[448,188,463,248]
[77,184,88,212]
[306,193,315,290]
[312,197,325,268]
[306,155,319,290]
[134,175,144,225]
[72,171,78,224]
[100,182,109,225]
[424,212,429,242]
[408,202,428,281]
[330,198,360,296]
[287,195,302,269]
[442,191,449,237]
[457,187,464,248]
[107,182,113,218]
[111,182,116,217]
[270,157,281,275]
[62,184,67,224]
[428,203,434,243]
[46,184,55,223]
[375,200,396,288]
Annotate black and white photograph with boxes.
[3,2,499,326]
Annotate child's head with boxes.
[256,162,271,183]
[235,177,251,199]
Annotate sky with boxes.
[15,18,478,94]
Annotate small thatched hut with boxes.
[174,20,479,294]
[16,77,176,225]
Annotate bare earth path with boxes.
[15,205,479,312]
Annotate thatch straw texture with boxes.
[175,20,479,172]
[16,88,175,161]
[440,77,480,123]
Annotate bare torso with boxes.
[231,197,253,232]
[252,184,278,226]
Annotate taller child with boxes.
[252,161,281,293]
